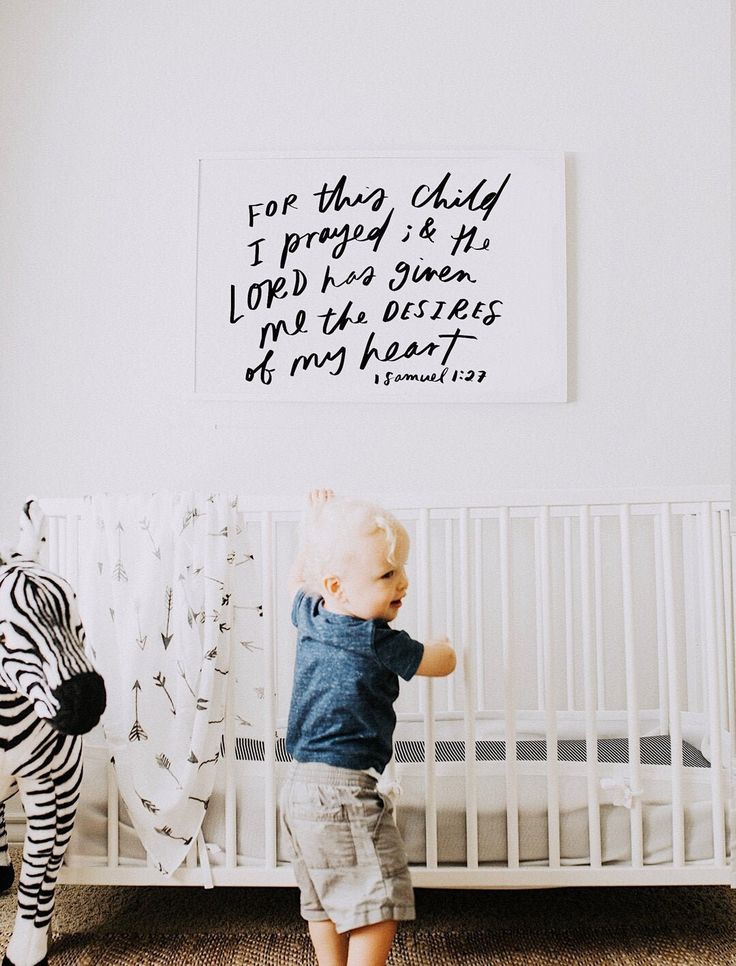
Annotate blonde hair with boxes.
[294,497,408,597]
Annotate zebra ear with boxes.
[15,498,47,562]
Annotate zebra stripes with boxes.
[0,506,105,966]
[1,566,91,715]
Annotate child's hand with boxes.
[291,491,334,595]
[416,636,456,677]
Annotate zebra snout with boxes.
[50,671,107,735]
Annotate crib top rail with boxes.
[36,486,731,522]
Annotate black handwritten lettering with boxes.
[248,237,266,266]
[437,328,478,366]
[449,224,491,256]
[382,298,499,324]
[384,368,448,386]
[245,350,275,385]
[359,331,438,368]
[290,346,347,377]
[319,302,368,336]
[279,208,394,269]
[244,270,307,312]
[321,263,375,293]
[418,218,436,242]
[248,194,298,228]
[359,328,477,370]
[412,172,510,222]
[388,260,477,292]
[259,309,308,350]
[228,164,515,395]
[230,284,244,324]
[314,175,387,214]
[483,300,502,325]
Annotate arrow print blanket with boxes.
[78,493,259,876]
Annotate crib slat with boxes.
[730,528,736,776]
[683,515,702,711]
[500,507,520,869]
[619,504,643,868]
[593,516,606,709]
[107,760,119,869]
[224,634,237,870]
[712,510,728,732]
[418,510,438,869]
[540,507,561,869]
[219,511,240,872]
[66,513,79,583]
[445,519,456,712]
[422,677,437,870]
[580,506,602,868]
[459,510,479,870]
[699,504,726,866]
[260,512,277,870]
[47,516,61,572]
[473,519,484,712]
[661,504,685,866]
[720,511,736,754]
[535,519,544,711]
[564,516,575,710]
[57,516,67,578]
[654,515,669,733]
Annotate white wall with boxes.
[0,0,730,539]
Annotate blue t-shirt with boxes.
[286,591,425,772]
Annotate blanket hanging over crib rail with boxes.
[77,492,256,875]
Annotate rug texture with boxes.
[1,853,736,963]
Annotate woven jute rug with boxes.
[2,858,736,963]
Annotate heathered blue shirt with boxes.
[286,591,425,772]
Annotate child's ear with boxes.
[322,575,343,599]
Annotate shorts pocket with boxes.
[353,788,409,878]
[286,783,358,870]
[371,794,410,878]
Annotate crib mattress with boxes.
[67,728,728,870]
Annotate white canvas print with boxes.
[194,153,567,402]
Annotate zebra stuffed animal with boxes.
[0,500,106,966]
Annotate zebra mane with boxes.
[0,499,46,566]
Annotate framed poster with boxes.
[194,152,567,402]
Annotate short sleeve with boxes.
[372,626,424,681]
[291,589,306,627]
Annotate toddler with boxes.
[281,489,456,966]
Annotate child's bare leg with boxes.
[347,920,398,966]
[308,919,349,966]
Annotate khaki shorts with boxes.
[280,762,415,934]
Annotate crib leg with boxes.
[3,769,80,966]
[0,803,14,894]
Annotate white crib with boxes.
[12,489,733,890]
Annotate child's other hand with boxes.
[309,489,335,506]
[416,636,456,677]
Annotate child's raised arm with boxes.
[415,636,457,677]
[288,489,336,596]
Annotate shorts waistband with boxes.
[288,761,378,788]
